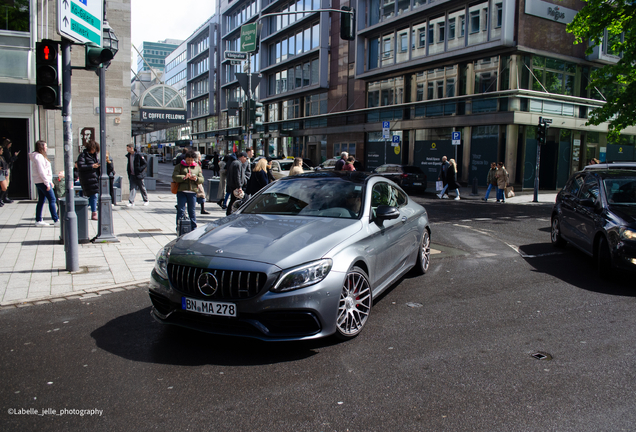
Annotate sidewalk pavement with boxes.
[0,185,228,308]
[0,181,558,308]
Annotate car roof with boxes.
[278,170,372,184]
[580,169,636,178]
[583,162,636,171]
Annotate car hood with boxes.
[608,205,636,225]
[171,214,362,269]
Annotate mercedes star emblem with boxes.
[197,272,218,297]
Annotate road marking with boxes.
[506,243,563,258]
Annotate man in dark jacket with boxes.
[126,144,149,206]
[334,151,348,171]
[226,151,247,216]
[437,155,450,199]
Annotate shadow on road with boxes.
[90,306,339,366]
[518,242,635,296]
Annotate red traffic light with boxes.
[37,40,58,63]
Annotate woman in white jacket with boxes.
[29,140,59,226]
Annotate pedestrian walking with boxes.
[125,143,149,207]
[217,157,228,209]
[1,138,18,202]
[106,151,116,206]
[437,156,450,199]
[334,152,348,171]
[172,150,204,232]
[343,156,356,171]
[482,162,498,202]
[212,152,220,178]
[247,158,269,195]
[194,151,210,215]
[226,151,248,216]
[221,153,237,209]
[447,158,461,200]
[496,161,509,203]
[0,146,10,207]
[77,140,100,220]
[289,157,304,176]
[29,140,59,226]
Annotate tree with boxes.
[566,0,635,140]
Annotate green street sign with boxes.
[240,23,258,53]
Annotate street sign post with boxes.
[382,121,390,139]
[452,131,461,145]
[240,23,258,52]
[391,135,400,147]
[58,0,103,46]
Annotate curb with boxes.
[0,280,150,309]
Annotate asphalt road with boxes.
[2,196,635,431]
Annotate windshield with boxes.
[603,177,636,205]
[241,177,364,218]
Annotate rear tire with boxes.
[414,230,431,275]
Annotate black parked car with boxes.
[372,164,427,193]
[551,169,636,276]
[201,154,214,169]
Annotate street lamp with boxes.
[94,15,119,243]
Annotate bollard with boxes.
[471,177,479,196]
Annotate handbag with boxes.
[435,180,443,191]
[505,185,515,198]
[233,188,244,199]
[171,181,178,194]
[196,183,205,198]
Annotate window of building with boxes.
[305,92,328,116]
[470,10,480,33]
[367,77,405,107]
[496,3,503,28]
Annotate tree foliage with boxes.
[567,0,636,140]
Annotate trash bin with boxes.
[207,178,220,202]
[59,196,90,244]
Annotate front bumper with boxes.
[149,268,345,341]
[613,241,636,272]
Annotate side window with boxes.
[579,176,599,200]
[394,186,408,207]
[371,182,391,207]
[564,174,584,196]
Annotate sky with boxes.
[130,0,217,64]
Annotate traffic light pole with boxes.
[61,38,79,272]
[533,139,542,203]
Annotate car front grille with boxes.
[167,264,267,300]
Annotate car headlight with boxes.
[271,259,333,293]
[620,228,636,241]
[154,240,177,279]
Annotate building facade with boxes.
[208,0,636,190]
[0,0,132,199]
[136,39,182,73]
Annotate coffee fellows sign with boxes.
[140,109,186,124]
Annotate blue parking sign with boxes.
[383,121,390,128]
[452,131,461,145]
[392,135,400,144]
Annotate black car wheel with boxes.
[551,216,566,247]
[597,236,612,278]
[335,267,372,340]
[414,230,431,275]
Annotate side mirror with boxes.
[374,205,400,223]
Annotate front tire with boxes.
[597,236,612,278]
[335,267,372,340]
[551,216,566,247]
[414,230,431,275]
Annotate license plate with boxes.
[413,182,422,186]
[182,297,237,317]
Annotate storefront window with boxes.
[1,0,29,32]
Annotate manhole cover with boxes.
[531,352,553,361]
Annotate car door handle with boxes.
[401,216,407,223]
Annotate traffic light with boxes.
[537,119,546,145]
[340,7,356,41]
[249,99,264,128]
[35,39,61,109]
[85,43,115,70]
